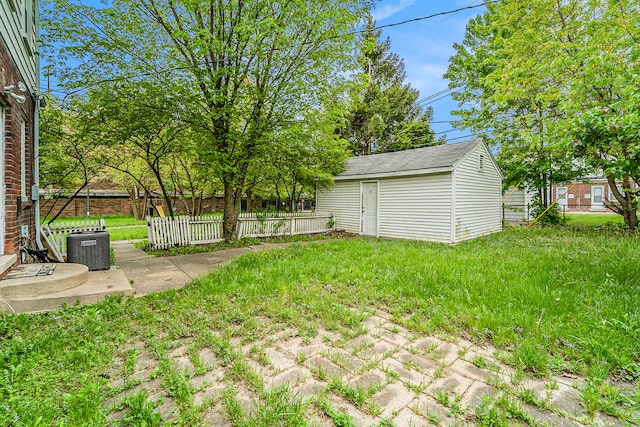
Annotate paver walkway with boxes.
[108,242,634,426]
[112,241,293,296]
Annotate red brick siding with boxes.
[41,195,226,218]
[552,182,632,213]
[1,36,36,255]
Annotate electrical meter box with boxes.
[67,231,110,271]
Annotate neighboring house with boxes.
[502,187,535,223]
[1,0,40,264]
[551,178,638,214]
[317,139,503,244]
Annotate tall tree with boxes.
[341,15,439,155]
[445,5,580,206]
[43,0,370,239]
[446,0,639,228]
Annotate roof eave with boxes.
[334,166,454,181]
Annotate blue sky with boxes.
[42,0,484,142]
[372,0,486,142]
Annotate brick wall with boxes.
[1,37,36,256]
[41,194,227,218]
[41,196,133,218]
[552,182,619,213]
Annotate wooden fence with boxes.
[147,212,334,250]
[42,218,107,257]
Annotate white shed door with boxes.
[361,182,378,236]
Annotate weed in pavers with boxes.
[326,376,383,413]
[344,334,375,353]
[430,343,460,366]
[116,390,163,427]
[459,381,500,409]
[397,350,441,372]
[359,339,396,360]
[412,337,446,355]
[221,386,248,425]
[202,403,234,426]
[325,348,365,371]
[434,390,466,418]
[390,407,431,426]
[581,378,640,422]
[243,385,308,426]
[315,396,358,427]
[547,381,590,420]
[377,329,409,347]
[449,359,506,384]
[264,347,296,371]
[269,367,311,389]
[371,382,416,419]
[294,378,327,402]
[474,392,539,426]
[306,355,348,381]
[427,372,474,397]
[227,356,264,393]
[410,394,457,426]
[380,357,429,385]
[521,403,584,427]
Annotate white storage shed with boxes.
[317,139,503,244]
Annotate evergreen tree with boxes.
[341,15,440,155]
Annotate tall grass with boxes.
[1,227,638,425]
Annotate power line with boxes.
[44,3,496,98]
[373,1,500,31]
[419,92,453,106]
[416,88,451,104]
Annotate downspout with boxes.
[33,94,44,250]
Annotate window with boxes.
[592,186,604,208]
[608,184,624,203]
[555,186,568,207]
[21,119,27,202]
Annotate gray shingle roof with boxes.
[337,139,480,178]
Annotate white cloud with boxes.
[371,0,416,21]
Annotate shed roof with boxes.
[336,139,482,180]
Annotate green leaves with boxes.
[447,0,640,227]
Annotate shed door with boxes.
[361,182,378,236]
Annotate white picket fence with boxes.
[42,218,107,257]
[147,212,335,250]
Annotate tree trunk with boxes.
[246,190,253,213]
[607,175,638,230]
[223,182,244,241]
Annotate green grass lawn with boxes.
[564,212,625,225]
[1,227,638,425]
[46,214,147,228]
[44,215,148,241]
[107,225,148,241]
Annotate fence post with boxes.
[290,216,295,235]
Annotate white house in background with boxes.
[503,187,535,223]
[317,139,503,244]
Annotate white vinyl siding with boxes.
[503,188,534,223]
[317,181,361,233]
[0,0,38,90]
[453,144,503,242]
[377,174,452,243]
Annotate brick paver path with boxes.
[106,310,633,426]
